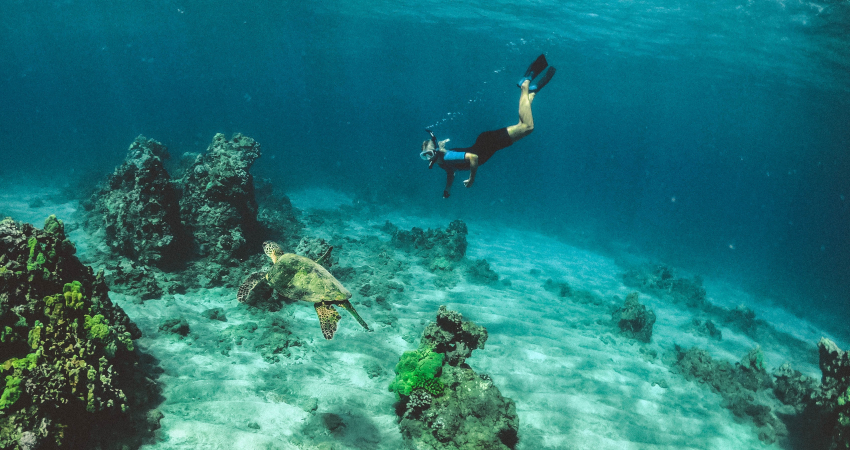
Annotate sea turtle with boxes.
[237,241,370,340]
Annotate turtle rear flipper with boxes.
[315,303,342,340]
[237,272,268,303]
[336,301,370,331]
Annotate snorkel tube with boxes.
[426,129,438,146]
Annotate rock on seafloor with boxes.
[88,135,185,268]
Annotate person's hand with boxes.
[463,179,474,188]
[443,190,450,198]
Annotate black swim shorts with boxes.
[454,127,513,166]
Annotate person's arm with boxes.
[443,168,455,198]
[463,153,479,187]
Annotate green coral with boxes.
[26,235,46,272]
[117,332,134,352]
[43,214,64,235]
[0,376,22,409]
[84,314,110,340]
[1,326,16,344]
[9,353,37,371]
[412,377,445,396]
[839,386,850,407]
[63,280,85,310]
[389,347,445,397]
[27,321,43,350]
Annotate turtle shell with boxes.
[267,253,351,303]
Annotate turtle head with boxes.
[263,241,284,264]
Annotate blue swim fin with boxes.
[529,66,556,93]
[517,54,548,87]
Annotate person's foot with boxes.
[520,79,531,92]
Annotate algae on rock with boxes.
[0,216,161,449]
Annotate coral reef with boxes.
[686,318,722,341]
[177,133,262,263]
[84,134,304,294]
[294,236,335,268]
[88,136,184,268]
[667,345,784,444]
[420,306,488,367]
[385,220,468,262]
[622,264,708,309]
[815,338,850,450]
[772,363,818,414]
[0,216,160,449]
[611,292,656,343]
[253,178,303,249]
[392,306,518,450]
[465,259,499,285]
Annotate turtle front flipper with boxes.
[315,302,342,340]
[237,272,268,303]
[336,301,370,331]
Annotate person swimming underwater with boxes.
[420,54,556,198]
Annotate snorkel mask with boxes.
[420,129,438,161]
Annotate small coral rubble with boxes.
[611,292,656,343]
[0,216,160,449]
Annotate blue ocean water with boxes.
[1,0,848,335]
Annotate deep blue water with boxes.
[2,0,848,332]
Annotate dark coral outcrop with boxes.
[91,136,184,268]
[0,216,160,449]
[177,133,262,263]
[815,338,850,450]
[391,306,517,450]
[611,292,656,343]
[420,306,487,367]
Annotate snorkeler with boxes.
[420,54,556,198]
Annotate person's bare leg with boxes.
[506,80,536,142]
